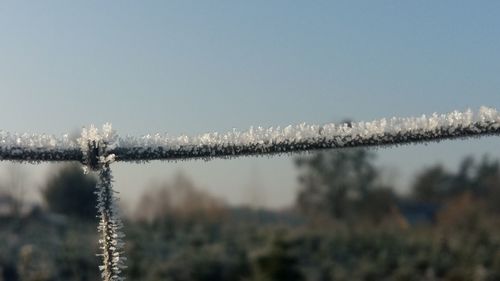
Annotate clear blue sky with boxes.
[0,1,499,209]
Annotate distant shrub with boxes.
[41,164,97,220]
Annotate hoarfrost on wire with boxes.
[79,123,125,281]
[114,106,500,161]
[0,106,499,281]
[78,123,118,172]
[125,106,499,147]
[95,165,126,281]
[0,106,499,162]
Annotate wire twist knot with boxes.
[78,123,117,172]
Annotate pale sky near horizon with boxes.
[0,1,499,211]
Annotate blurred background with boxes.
[1,1,500,281]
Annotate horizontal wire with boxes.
[111,120,500,162]
[111,107,500,162]
[1,107,499,162]
[0,147,82,162]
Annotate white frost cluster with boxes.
[114,106,500,161]
[0,131,74,148]
[79,123,117,150]
[78,123,117,172]
[0,130,78,162]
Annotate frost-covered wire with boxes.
[0,131,80,162]
[96,164,126,281]
[80,124,125,281]
[0,107,499,163]
[0,106,499,280]
[79,123,117,172]
[112,106,500,162]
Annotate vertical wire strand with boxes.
[79,125,125,281]
[96,163,126,280]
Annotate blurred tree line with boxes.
[1,148,500,281]
[296,149,500,228]
[295,149,394,224]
